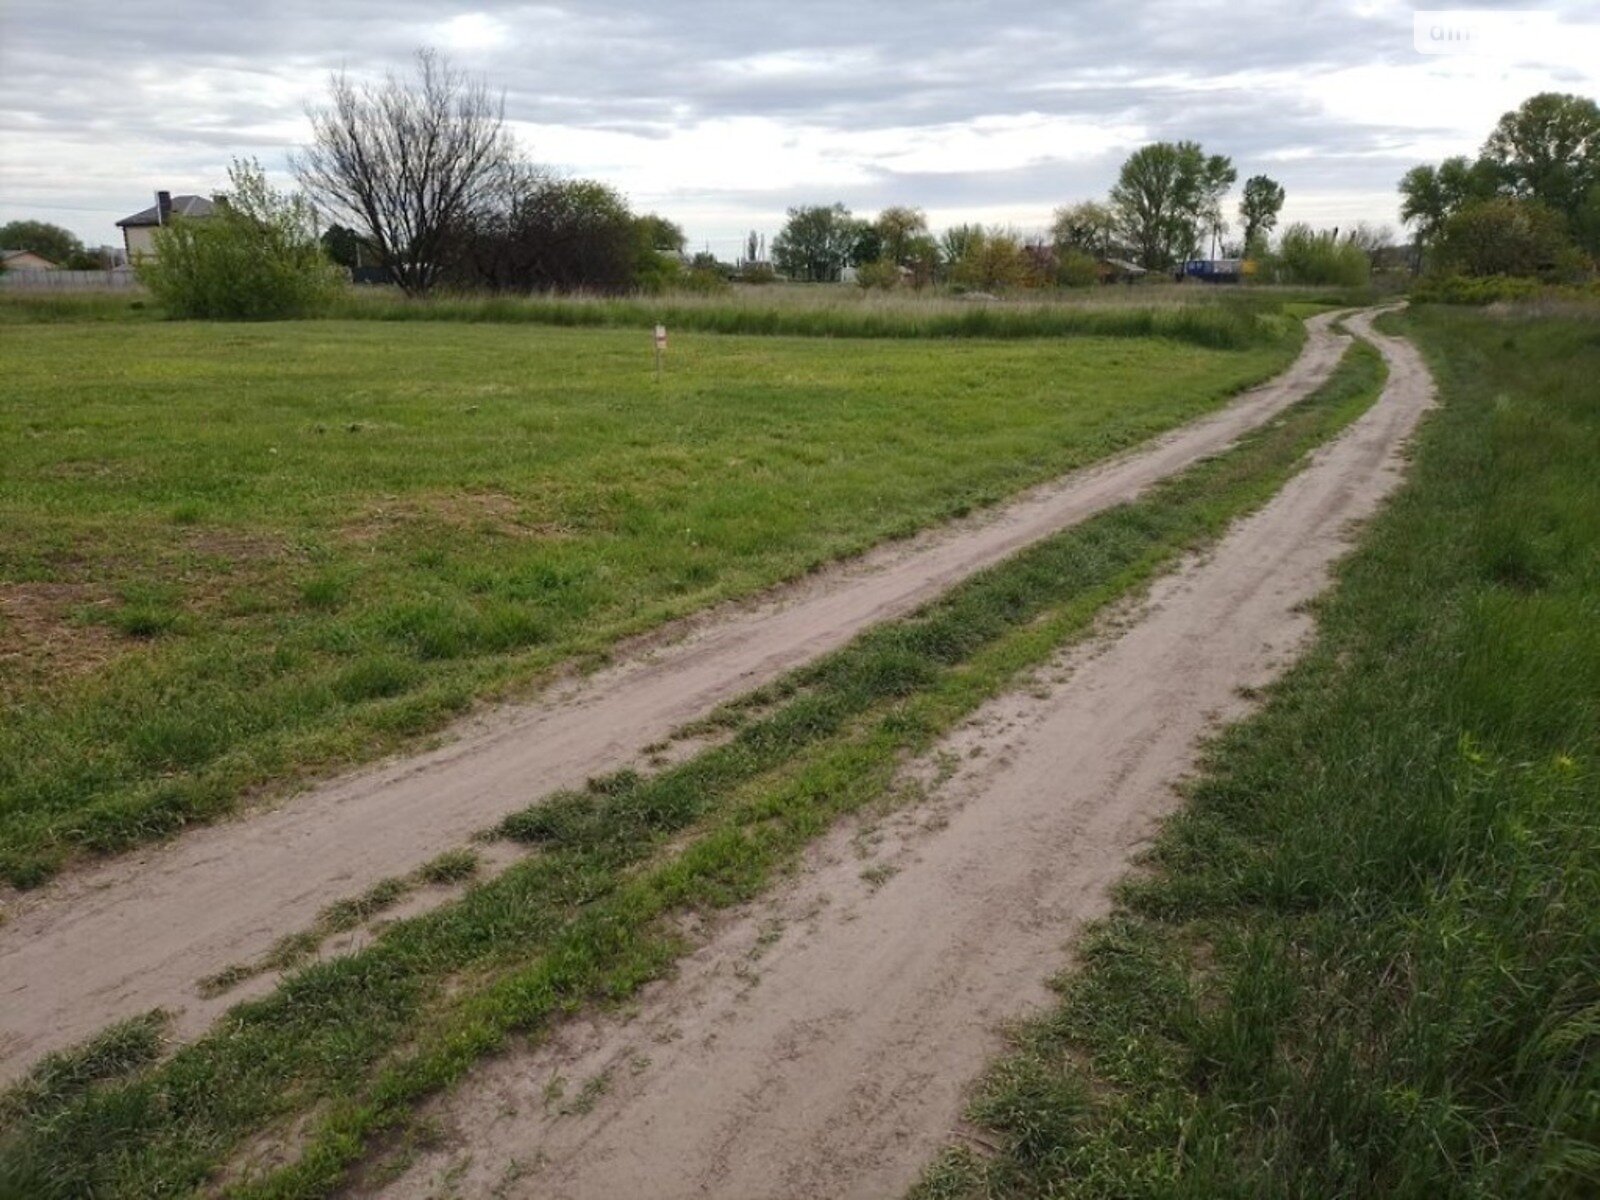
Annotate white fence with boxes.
[0,269,142,291]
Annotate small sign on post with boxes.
[653,324,667,380]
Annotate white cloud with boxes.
[434,12,511,53]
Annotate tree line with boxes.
[0,220,123,270]
[770,142,1385,290]
[293,50,691,297]
[44,47,1590,318]
[135,51,702,315]
[1399,92,1598,282]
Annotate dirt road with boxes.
[366,309,1433,1199]
[0,314,1350,1084]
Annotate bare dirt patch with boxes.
[340,489,574,546]
[0,581,121,684]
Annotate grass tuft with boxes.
[0,1011,167,1127]
[418,848,479,886]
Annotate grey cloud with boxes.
[3,0,1594,243]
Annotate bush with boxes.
[1433,197,1585,280]
[1270,223,1371,287]
[1057,250,1100,288]
[449,177,647,294]
[950,229,1027,291]
[676,266,730,295]
[855,259,901,290]
[137,159,341,319]
[634,250,682,295]
[739,262,777,285]
[1410,274,1600,306]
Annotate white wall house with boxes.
[116,191,219,261]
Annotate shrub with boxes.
[1270,223,1371,287]
[676,266,730,295]
[855,259,901,290]
[739,262,777,285]
[449,177,648,294]
[1057,250,1100,288]
[1433,197,1585,280]
[138,159,341,319]
[634,250,682,295]
[950,229,1027,291]
[1410,274,1600,306]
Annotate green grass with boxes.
[0,335,1385,1199]
[323,287,1295,350]
[0,286,1368,351]
[0,291,158,324]
[911,306,1600,1199]
[0,318,1301,886]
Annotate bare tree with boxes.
[294,49,515,295]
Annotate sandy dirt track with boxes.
[0,314,1350,1084]
[367,309,1433,1200]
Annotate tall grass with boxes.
[325,287,1294,349]
[0,283,1370,350]
[913,305,1600,1199]
[0,291,158,324]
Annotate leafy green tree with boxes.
[1399,155,1504,245]
[139,158,341,319]
[1433,197,1582,279]
[450,173,657,293]
[1398,164,1448,243]
[319,223,373,268]
[854,258,901,290]
[633,214,688,292]
[1110,141,1235,270]
[1481,93,1600,240]
[1238,175,1285,254]
[1198,157,1236,257]
[873,206,929,266]
[903,233,941,289]
[1056,251,1100,287]
[636,213,686,254]
[1576,183,1600,263]
[771,204,857,282]
[938,223,983,270]
[0,219,83,265]
[950,228,1025,290]
[1050,201,1116,259]
[847,221,883,268]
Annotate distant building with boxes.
[1182,258,1251,284]
[116,191,219,261]
[0,248,57,271]
[1097,257,1148,284]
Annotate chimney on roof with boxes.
[156,190,172,225]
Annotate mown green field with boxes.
[0,316,1298,884]
[914,304,1600,1198]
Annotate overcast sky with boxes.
[2,1,1597,254]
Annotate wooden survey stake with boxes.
[654,324,667,379]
